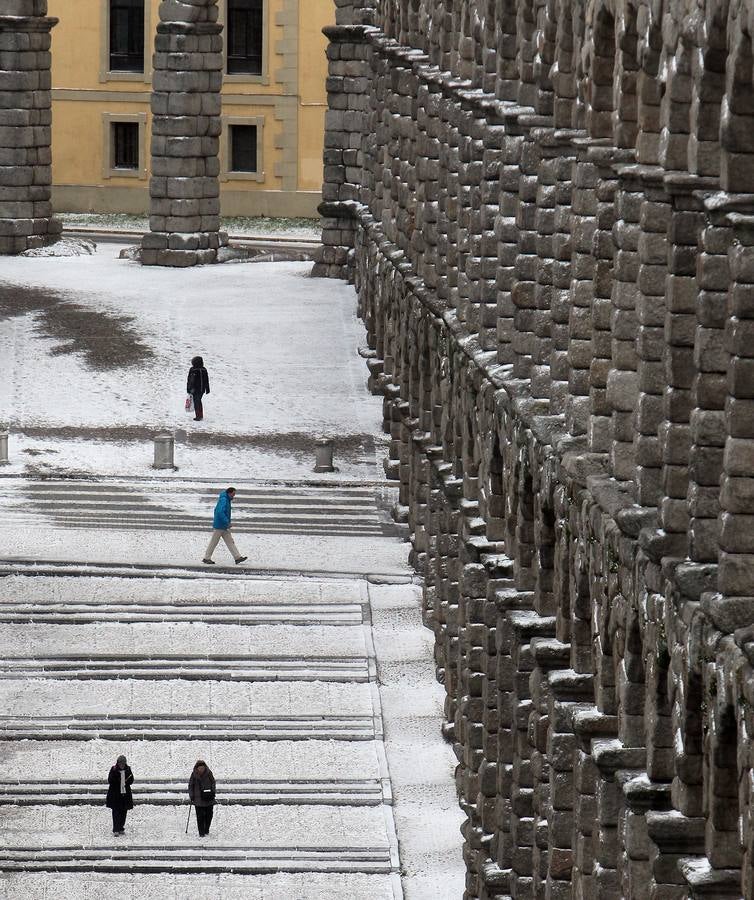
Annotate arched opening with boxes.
[721,28,754,191]
[586,6,616,139]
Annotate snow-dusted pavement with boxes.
[0,247,464,897]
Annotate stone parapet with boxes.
[0,6,61,255]
[316,1,754,896]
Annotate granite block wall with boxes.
[0,2,61,255]
[316,0,754,896]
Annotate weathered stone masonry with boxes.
[142,0,226,267]
[0,1,61,255]
[317,1,754,897]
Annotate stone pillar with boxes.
[312,1,377,279]
[0,3,61,256]
[142,0,224,267]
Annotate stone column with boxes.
[0,2,61,256]
[312,0,377,279]
[142,0,224,267]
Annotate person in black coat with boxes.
[106,754,134,835]
[188,759,216,837]
[186,356,210,422]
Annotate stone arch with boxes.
[551,0,578,127]
[516,0,539,106]
[705,698,743,882]
[721,21,754,190]
[634,0,665,162]
[585,2,617,138]
[689,0,728,175]
[533,0,557,115]
[496,0,520,98]
[658,8,695,169]
[614,1,640,148]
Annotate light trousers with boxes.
[205,528,241,561]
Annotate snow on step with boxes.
[0,871,398,900]
[0,680,379,740]
[0,715,377,742]
[0,777,384,807]
[0,805,392,874]
[0,600,363,626]
[0,657,370,683]
[4,478,387,537]
[0,678,373,717]
[0,622,368,659]
[0,574,365,607]
[0,739,383,784]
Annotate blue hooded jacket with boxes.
[213,490,232,530]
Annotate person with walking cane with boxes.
[188,759,216,837]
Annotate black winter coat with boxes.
[188,768,216,807]
[106,765,134,810]
[187,366,210,397]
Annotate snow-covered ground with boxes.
[0,242,382,480]
[0,246,465,898]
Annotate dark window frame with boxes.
[230,124,259,173]
[112,121,140,170]
[109,0,145,73]
[227,0,264,76]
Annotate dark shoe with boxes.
[235,556,248,565]
[203,558,215,565]
[193,417,203,421]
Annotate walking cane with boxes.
[185,802,192,834]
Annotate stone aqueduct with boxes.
[315,0,754,897]
[4,0,754,897]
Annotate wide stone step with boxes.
[0,845,395,875]
[0,777,385,806]
[0,601,364,626]
[0,714,377,741]
[0,871,398,900]
[0,739,385,786]
[7,514,384,538]
[0,677,374,720]
[0,656,370,682]
[0,622,368,660]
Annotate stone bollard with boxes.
[153,433,175,470]
[0,431,8,466]
[314,438,335,473]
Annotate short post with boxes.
[0,431,8,466]
[314,438,335,473]
[153,433,175,470]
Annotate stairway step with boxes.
[0,845,395,875]
[0,656,370,682]
[0,777,384,806]
[0,714,377,741]
[0,602,364,626]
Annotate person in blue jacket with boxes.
[203,487,248,565]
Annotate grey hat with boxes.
[116,754,127,764]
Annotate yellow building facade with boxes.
[48,0,332,218]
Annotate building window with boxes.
[113,122,140,169]
[227,0,263,75]
[230,125,258,172]
[110,0,145,72]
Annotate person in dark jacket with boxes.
[105,754,134,835]
[186,355,210,422]
[203,487,247,565]
[188,759,216,837]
